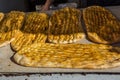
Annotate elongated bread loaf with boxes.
[14,43,120,69]
[48,7,84,44]
[83,6,120,44]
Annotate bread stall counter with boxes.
[0,6,120,80]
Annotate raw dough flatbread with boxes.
[48,7,84,44]
[11,12,49,51]
[83,6,120,44]
[14,43,120,69]
[0,11,25,47]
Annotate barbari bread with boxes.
[14,43,120,69]
[0,11,25,47]
[83,6,120,44]
[11,12,48,51]
[48,7,84,44]
[0,12,4,21]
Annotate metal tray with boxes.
[0,6,120,73]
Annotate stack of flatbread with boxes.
[11,12,49,51]
[0,11,25,47]
[0,6,120,69]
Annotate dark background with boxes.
[0,0,30,12]
[0,0,120,12]
[87,0,120,6]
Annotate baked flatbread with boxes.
[0,12,4,21]
[11,12,48,51]
[48,7,84,44]
[11,31,34,51]
[0,11,25,47]
[14,43,120,69]
[83,6,120,44]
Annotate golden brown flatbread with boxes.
[11,12,49,51]
[0,12,4,21]
[11,31,34,51]
[83,6,120,44]
[14,43,120,69]
[48,7,84,44]
[0,11,25,47]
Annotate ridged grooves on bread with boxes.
[11,12,49,51]
[48,7,84,44]
[0,11,25,47]
[83,6,120,44]
[14,43,120,69]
